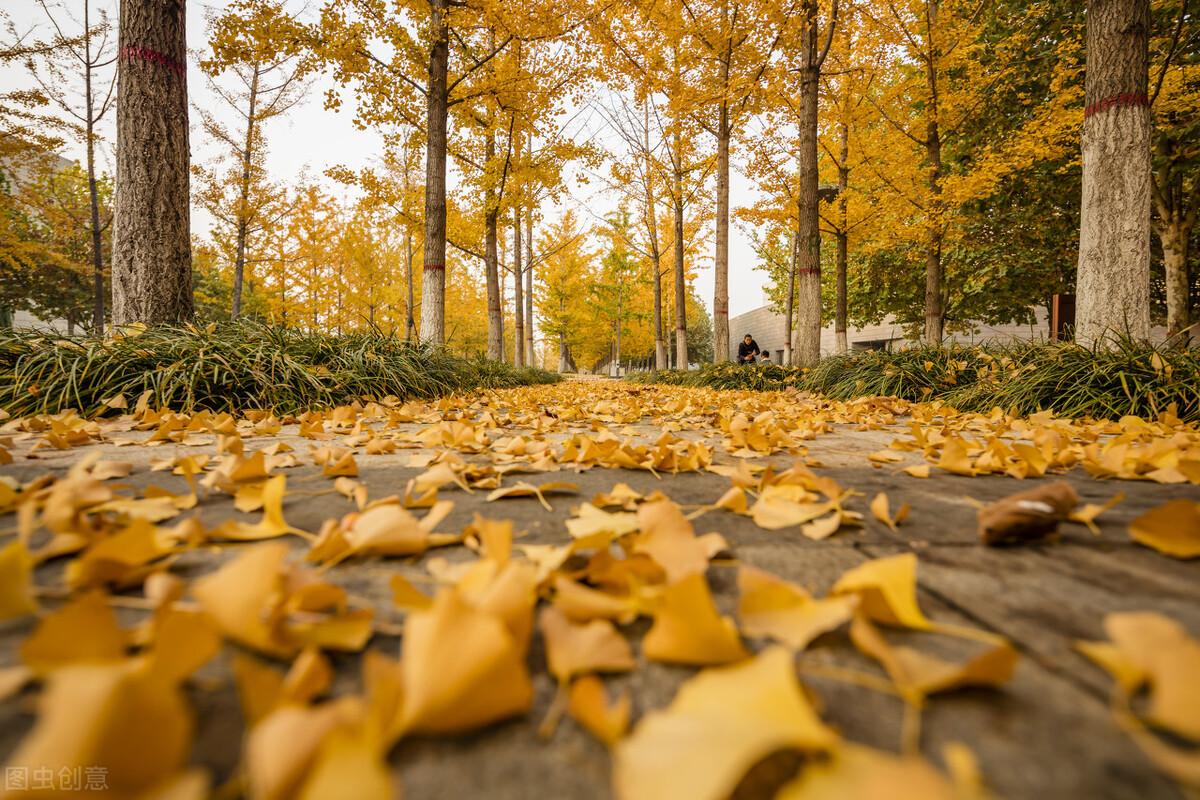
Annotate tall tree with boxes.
[196,20,307,320]
[111,0,192,324]
[25,0,117,332]
[1076,0,1153,344]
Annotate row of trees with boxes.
[3,0,1196,366]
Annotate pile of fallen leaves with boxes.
[0,380,1197,798]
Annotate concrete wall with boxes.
[728,306,1053,363]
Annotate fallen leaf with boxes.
[398,588,533,735]
[487,481,579,511]
[614,646,835,800]
[568,674,631,746]
[1128,500,1200,558]
[870,492,910,533]
[776,742,966,800]
[642,574,748,665]
[0,540,37,621]
[978,481,1080,545]
[21,590,128,674]
[831,553,932,630]
[737,566,858,650]
[540,605,635,683]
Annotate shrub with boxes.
[0,323,560,416]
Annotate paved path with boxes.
[1,384,1197,799]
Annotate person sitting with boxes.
[759,351,772,364]
[737,334,760,365]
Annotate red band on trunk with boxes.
[120,46,186,78]
[1083,92,1148,119]
[797,268,821,276]
[424,263,446,271]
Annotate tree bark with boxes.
[793,1,822,368]
[922,2,945,346]
[524,204,534,365]
[512,205,525,368]
[672,137,688,369]
[111,0,192,325]
[713,102,730,362]
[231,65,260,321]
[784,228,797,365]
[419,0,449,344]
[1076,0,1152,345]
[1157,218,1192,343]
[835,120,849,353]
[484,129,503,360]
[84,0,105,333]
[644,102,667,370]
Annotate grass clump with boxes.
[0,323,560,417]
[630,339,1200,422]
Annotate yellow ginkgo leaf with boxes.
[540,606,635,683]
[212,475,304,541]
[297,723,393,800]
[552,576,642,624]
[869,492,910,533]
[737,566,858,650]
[568,674,631,747]
[21,590,128,674]
[4,662,192,797]
[776,742,965,800]
[390,573,433,611]
[849,614,1017,705]
[831,553,932,630]
[486,481,578,511]
[632,499,709,583]
[193,542,294,657]
[566,503,640,540]
[1128,500,1200,559]
[902,464,931,479]
[613,646,836,800]
[322,452,358,478]
[0,540,37,621]
[1101,612,1200,740]
[642,574,748,666]
[1068,491,1125,535]
[398,589,533,735]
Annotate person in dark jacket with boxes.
[737,334,760,365]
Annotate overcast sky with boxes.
[4,0,773,319]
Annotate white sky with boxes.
[3,0,772,318]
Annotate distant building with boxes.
[728,305,1051,364]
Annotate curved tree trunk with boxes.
[419,0,449,344]
[784,229,797,365]
[111,0,192,325]
[1076,0,1151,345]
[672,133,688,369]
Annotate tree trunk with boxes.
[111,0,192,325]
[1076,0,1152,345]
[232,65,260,321]
[784,229,797,365]
[84,0,105,333]
[512,205,525,368]
[835,121,849,353]
[713,102,730,362]
[922,3,945,346]
[485,207,502,360]
[1157,219,1192,343]
[672,155,688,369]
[524,204,534,365]
[644,102,667,370]
[404,231,415,340]
[793,6,822,368]
[484,129,503,360]
[419,0,449,344]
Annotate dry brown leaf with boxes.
[613,646,836,800]
[977,481,1080,545]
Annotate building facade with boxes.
[728,305,1051,364]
